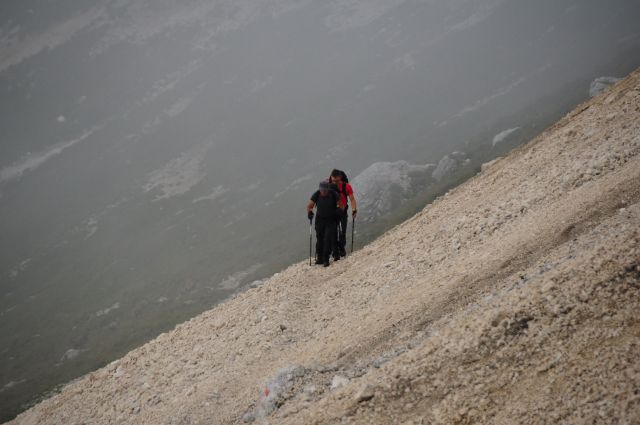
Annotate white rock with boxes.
[330,375,349,389]
[492,128,520,146]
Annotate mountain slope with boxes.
[10,69,640,424]
[3,3,640,418]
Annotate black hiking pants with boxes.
[335,208,348,256]
[315,217,337,264]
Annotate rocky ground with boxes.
[9,69,640,425]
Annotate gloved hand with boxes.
[308,210,314,221]
[352,209,358,218]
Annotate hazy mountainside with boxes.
[2,0,640,420]
[10,67,640,425]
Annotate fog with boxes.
[1,0,639,420]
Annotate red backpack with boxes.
[330,171,350,209]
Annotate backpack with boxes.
[335,181,349,198]
[334,171,350,209]
[328,170,350,209]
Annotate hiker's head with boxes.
[330,169,343,183]
[319,181,330,194]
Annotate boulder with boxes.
[351,161,435,222]
[432,152,468,182]
[589,77,621,98]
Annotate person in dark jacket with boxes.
[307,181,339,267]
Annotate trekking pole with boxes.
[337,219,342,257]
[309,218,313,266]
[351,215,355,254]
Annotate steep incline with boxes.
[11,69,640,425]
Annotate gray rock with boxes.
[355,384,375,402]
[432,152,468,182]
[352,161,435,222]
[252,366,304,419]
[291,366,307,378]
[589,77,621,98]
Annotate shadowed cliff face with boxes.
[1,0,640,420]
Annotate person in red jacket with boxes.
[329,169,357,257]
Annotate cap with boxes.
[319,181,330,190]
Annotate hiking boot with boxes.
[323,261,330,267]
[339,248,347,257]
[333,256,340,262]
[315,259,324,265]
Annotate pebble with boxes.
[355,384,375,403]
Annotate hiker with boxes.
[329,169,357,257]
[307,181,340,267]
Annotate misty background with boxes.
[1,0,640,420]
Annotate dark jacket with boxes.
[311,190,339,219]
